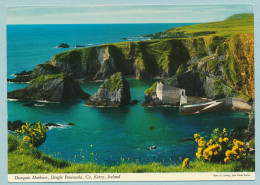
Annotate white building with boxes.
[156,82,187,105]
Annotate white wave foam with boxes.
[7,82,29,84]
[44,123,69,130]
[87,44,93,45]
[8,99,19,101]
[35,100,60,103]
[34,104,47,107]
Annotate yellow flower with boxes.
[224,157,231,163]
[209,151,213,156]
[223,137,229,143]
[194,133,199,139]
[225,150,233,157]
[198,147,203,153]
[23,136,31,142]
[232,146,238,155]
[214,151,218,156]
[219,137,223,143]
[90,145,93,147]
[223,128,226,134]
[182,158,189,168]
[214,128,219,132]
[237,156,240,159]
[196,152,202,159]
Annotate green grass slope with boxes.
[8,135,254,173]
[154,13,253,38]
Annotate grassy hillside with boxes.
[8,134,254,173]
[153,13,253,38]
[225,13,253,21]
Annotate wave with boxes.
[7,82,29,84]
[8,99,19,101]
[34,104,47,107]
[35,100,60,103]
[87,44,93,46]
[44,123,70,130]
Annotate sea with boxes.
[7,24,249,165]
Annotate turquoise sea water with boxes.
[7,24,249,165]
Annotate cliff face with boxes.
[144,33,254,101]
[46,40,192,80]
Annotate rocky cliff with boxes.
[86,72,131,106]
[144,32,254,104]
[8,74,90,102]
[10,14,254,103]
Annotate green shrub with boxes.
[8,134,21,152]
[145,82,157,96]
[101,72,123,92]
[249,139,255,149]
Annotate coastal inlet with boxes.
[7,78,249,165]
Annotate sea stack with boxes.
[58,43,70,48]
[7,74,90,102]
[86,72,131,106]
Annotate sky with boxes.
[7,4,253,24]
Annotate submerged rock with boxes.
[23,103,35,107]
[86,72,131,106]
[7,74,90,102]
[178,138,194,143]
[129,99,140,106]
[147,146,156,150]
[44,123,62,128]
[149,126,155,130]
[68,122,76,126]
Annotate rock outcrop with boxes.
[8,70,32,83]
[58,43,69,48]
[8,120,25,131]
[86,72,131,106]
[8,74,90,102]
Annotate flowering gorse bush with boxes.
[182,158,189,168]
[224,139,247,163]
[17,121,47,148]
[194,128,247,163]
